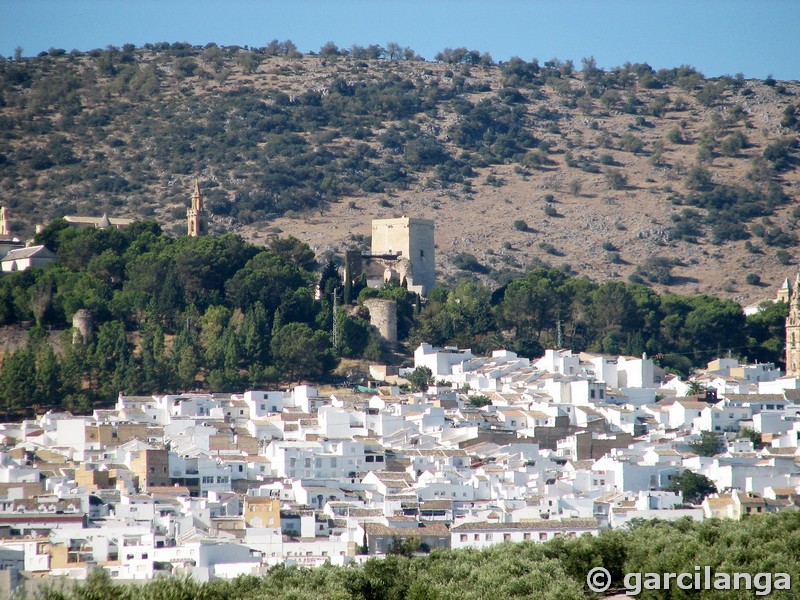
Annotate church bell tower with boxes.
[785,274,800,377]
[187,181,208,237]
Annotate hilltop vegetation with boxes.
[36,511,800,599]
[1,43,799,300]
[0,224,787,415]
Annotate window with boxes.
[539,533,548,541]
[504,533,511,542]
[460,534,467,542]
[485,533,493,541]
[376,456,384,462]
[261,404,266,411]
[239,465,244,472]
[523,533,531,540]
[590,390,596,399]
[473,534,479,541]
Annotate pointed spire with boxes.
[187,179,208,237]
[97,213,111,229]
[191,180,203,211]
[793,273,800,307]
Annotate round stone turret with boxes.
[364,298,398,349]
[72,309,94,344]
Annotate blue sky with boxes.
[2,0,799,80]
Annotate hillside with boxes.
[1,44,799,302]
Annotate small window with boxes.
[523,533,531,540]
[504,533,511,541]
[460,534,467,542]
[539,533,548,541]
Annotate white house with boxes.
[450,518,599,549]
[0,245,57,272]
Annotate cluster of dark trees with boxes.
[42,511,800,599]
[0,222,386,415]
[409,269,786,376]
[0,223,788,417]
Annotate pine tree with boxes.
[34,347,62,407]
[0,349,37,416]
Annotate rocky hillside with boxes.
[1,44,798,302]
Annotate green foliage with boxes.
[0,225,345,412]
[763,137,798,172]
[468,394,491,407]
[668,470,718,504]
[42,511,800,600]
[633,256,675,285]
[407,366,434,392]
[452,252,489,274]
[604,168,627,189]
[738,427,765,450]
[746,273,761,286]
[689,430,725,457]
[271,322,337,382]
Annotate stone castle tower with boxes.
[786,274,800,377]
[187,181,208,237]
[371,217,435,296]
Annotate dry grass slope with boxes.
[1,48,798,305]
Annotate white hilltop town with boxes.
[4,194,800,594]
